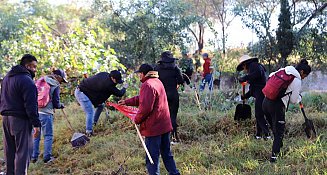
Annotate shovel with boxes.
[234,82,251,121]
[61,109,90,148]
[299,102,317,139]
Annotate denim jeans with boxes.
[199,74,213,91]
[74,88,104,133]
[32,113,54,161]
[145,132,180,175]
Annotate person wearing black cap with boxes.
[0,54,41,174]
[119,64,180,175]
[155,51,184,144]
[31,69,67,164]
[237,55,271,140]
[75,70,126,136]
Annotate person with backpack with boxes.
[75,70,127,136]
[262,59,311,163]
[0,54,41,175]
[118,64,180,175]
[237,55,271,139]
[155,51,184,144]
[31,69,67,164]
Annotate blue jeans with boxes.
[199,74,213,91]
[145,132,180,175]
[32,113,53,161]
[74,88,104,133]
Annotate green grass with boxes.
[0,92,326,174]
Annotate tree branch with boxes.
[298,2,327,34]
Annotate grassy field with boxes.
[0,92,326,174]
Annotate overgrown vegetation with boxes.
[0,92,325,174]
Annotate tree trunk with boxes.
[198,23,204,53]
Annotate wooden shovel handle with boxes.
[134,124,154,164]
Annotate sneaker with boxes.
[170,138,180,145]
[270,156,277,163]
[255,136,262,140]
[31,158,38,163]
[86,131,93,137]
[44,157,55,164]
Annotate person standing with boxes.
[75,70,126,136]
[179,50,194,86]
[119,64,180,175]
[31,69,67,164]
[0,54,41,175]
[262,59,311,163]
[199,53,213,91]
[237,55,270,139]
[156,51,184,143]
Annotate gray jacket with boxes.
[38,75,62,115]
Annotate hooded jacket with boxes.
[243,61,267,98]
[0,65,41,127]
[124,71,173,137]
[78,72,126,106]
[155,62,184,92]
[38,75,63,115]
[269,66,302,107]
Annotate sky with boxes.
[48,0,273,49]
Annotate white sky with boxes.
[49,0,275,49]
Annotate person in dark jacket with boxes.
[237,55,271,139]
[75,70,126,136]
[119,64,180,175]
[32,69,67,164]
[155,51,184,144]
[0,54,41,175]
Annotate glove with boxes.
[123,83,129,89]
[238,76,247,83]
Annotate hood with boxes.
[269,66,301,79]
[8,65,31,77]
[141,71,159,82]
[44,75,60,87]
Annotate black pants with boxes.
[253,88,271,136]
[262,98,285,155]
[166,90,179,139]
[2,116,33,175]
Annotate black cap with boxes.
[134,64,154,75]
[52,69,68,83]
[110,70,123,84]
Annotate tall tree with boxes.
[276,0,293,67]
[234,0,279,72]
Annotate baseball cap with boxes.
[110,70,124,84]
[134,64,154,75]
[52,69,68,83]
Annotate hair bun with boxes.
[300,59,308,65]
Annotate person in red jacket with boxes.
[118,64,180,175]
[199,53,213,91]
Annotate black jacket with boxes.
[243,62,267,98]
[0,65,41,127]
[155,62,184,92]
[78,72,126,106]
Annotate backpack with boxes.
[262,69,295,100]
[35,77,51,108]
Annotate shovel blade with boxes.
[234,104,251,121]
[302,119,317,139]
[71,133,90,148]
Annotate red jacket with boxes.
[203,58,212,77]
[124,71,173,137]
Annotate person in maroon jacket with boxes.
[118,64,180,175]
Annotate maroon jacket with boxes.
[124,71,173,137]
